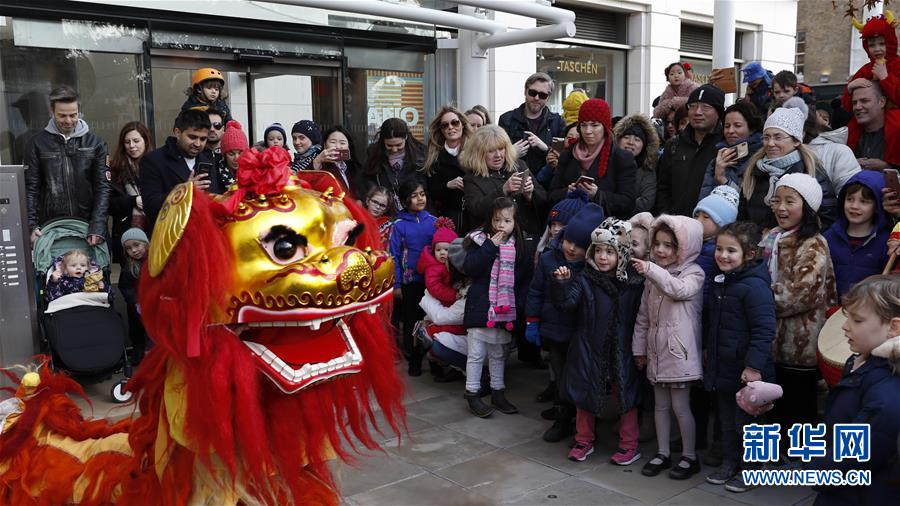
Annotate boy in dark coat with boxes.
[526,203,604,441]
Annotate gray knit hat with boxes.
[121,227,149,246]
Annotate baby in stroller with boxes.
[46,249,108,302]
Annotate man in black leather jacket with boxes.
[499,72,566,174]
[24,86,110,245]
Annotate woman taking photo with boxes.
[424,106,472,233]
[461,125,548,238]
[549,98,637,219]
[612,113,659,214]
[109,121,154,264]
[362,118,425,208]
[312,125,363,200]
[699,100,764,200]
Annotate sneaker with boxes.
[725,475,755,493]
[568,443,594,462]
[641,454,672,476]
[706,462,739,485]
[668,456,701,480]
[610,448,641,466]
[542,420,574,442]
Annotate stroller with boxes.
[33,218,132,403]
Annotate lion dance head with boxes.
[124,147,404,505]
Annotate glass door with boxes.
[149,53,340,148]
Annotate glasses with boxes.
[440,118,462,130]
[687,102,713,112]
[211,122,224,130]
[527,89,550,100]
[762,134,792,143]
[368,199,388,210]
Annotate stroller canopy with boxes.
[32,218,110,274]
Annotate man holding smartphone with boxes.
[499,72,566,174]
[139,109,222,234]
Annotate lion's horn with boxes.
[851,16,865,31]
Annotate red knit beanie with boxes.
[220,120,249,154]
[577,98,613,179]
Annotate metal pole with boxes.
[712,0,736,101]
[457,5,490,110]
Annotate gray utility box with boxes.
[0,166,38,376]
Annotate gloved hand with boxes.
[525,322,541,347]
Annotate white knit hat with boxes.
[775,173,822,212]
[764,101,806,142]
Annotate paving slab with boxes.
[334,450,425,497]
[697,481,816,506]
[444,412,546,449]
[505,476,643,505]
[435,450,568,503]
[385,426,498,471]
[658,487,746,505]
[579,456,707,504]
[347,473,492,506]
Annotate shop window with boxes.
[795,31,806,76]
[0,17,148,164]
[344,48,428,150]
[536,45,626,116]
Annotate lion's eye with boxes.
[274,238,297,260]
[261,225,308,265]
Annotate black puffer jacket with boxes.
[426,148,469,234]
[361,142,426,204]
[655,124,723,216]
[548,144,637,219]
[463,163,548,238]
[24,119,110,238]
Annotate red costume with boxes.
[842,12,900,166]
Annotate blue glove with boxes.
[525,322,541,347]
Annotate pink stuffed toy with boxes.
[736,381,784,416]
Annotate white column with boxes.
[457,6,490,112]
[712,0,736,104]
[627,6,681,116]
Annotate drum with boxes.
[817,310,852,387]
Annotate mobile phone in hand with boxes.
[338,149,351,161]
[734,142,749,158]
[884,168,900,195]
[551,137,566,152]
[195,162,213,177]
[576,175,595,186]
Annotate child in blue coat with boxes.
[703,221,776,493]
[693,185,740,301]
[808,275,900,505]
[823,171,892,301]
[526,203,605,441]
[389,178,435,376]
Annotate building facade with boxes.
[0,0,799,166]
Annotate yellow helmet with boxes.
[191,67,225,87]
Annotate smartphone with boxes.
[576,175,595,186]
[195,162,213,178]
[734,142,749,159]
[551,137,566,152]
[338,149,351,161]
[884,168,900,195]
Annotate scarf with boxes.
[759,226,797,281]
[444,143,459,157]
[755,149,801,205]
[471,230,517,330]
[572,140,604,173]
[291,145,321,172]
[388,150,406,170]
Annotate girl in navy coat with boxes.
[702,221,776,492]
[823,171,892,301]
[462,197,531,418]
[390,178,436,376]
[809,275,900,505]
[552,218,645,465]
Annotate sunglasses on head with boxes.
[441,118,462,130]
[211,122,224,130]
[527,89,549,100]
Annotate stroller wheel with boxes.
[111,379,132,403]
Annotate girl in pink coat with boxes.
[631,214,705,480]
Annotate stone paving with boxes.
[77,359,817,505]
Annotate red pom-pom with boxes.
[486,320,495,328]
[505,322,514,331]
[434,216,456,231]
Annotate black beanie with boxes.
[291,120,322,145]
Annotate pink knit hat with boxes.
[432,216,458,246]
